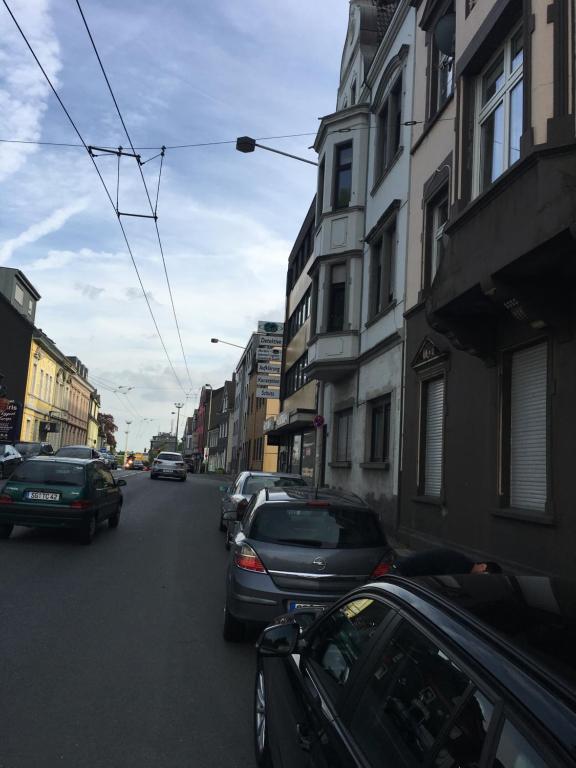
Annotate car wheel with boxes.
[108,506,121,529]
[79,515,97,545]
[254,664,273,767]
[222,606,244,642]
[0,523,13,539]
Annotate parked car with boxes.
[220,471,309,546]
[98,451,117,470]
[55,445,101,460]
[223,487,394,641]
[254,573,576,768]
[0,457,126,544]
[13,441,54,459]
[0,444,22,479]
[150,451,186,481]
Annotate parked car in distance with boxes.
[254,574,576,768]
[55,445,102,460]
[223,487,394,642]
[150,452,186,481]
[0,457,126,544]
[0,444,22,479]
[220,471,309,545]
[98,451,117,470]
[13,441,54,459]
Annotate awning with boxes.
[264,409,316,437]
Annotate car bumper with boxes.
[152,468,186,478]
[227,568,338,624]
[0,504,92,529]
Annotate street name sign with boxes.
[258,362,281,374]
[256,348,281,362]
[258,334,284,347]
[256,387,280,399]
[257,374,280,387]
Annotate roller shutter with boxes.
[510,343,547,511]
[424,377,445,497]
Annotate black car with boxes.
[55,445,102,460]
[13,441,54,459]
[0,444,22,479]
[254,574,576,768]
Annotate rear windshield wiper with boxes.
[271,538,325,547]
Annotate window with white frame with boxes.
[425,190,449,288]
[369,220,396,319]
[334,409,352,463]
[419,376,445,497]
[14,283,24,305]
[428,5,454,120]
[367,395,391,463]
[476,25,523,194]
[375,74,403,180]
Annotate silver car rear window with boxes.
[157,453,182,461]
[244,476,307,495]
[248,506,385,548]
[10,462,86,486]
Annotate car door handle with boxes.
[296,723,312,752]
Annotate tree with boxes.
[97,412,118,450]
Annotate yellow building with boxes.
[21,330,74,449]
[87,392,101,450]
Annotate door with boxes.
[94,465,117,520]
[267,595,395,767]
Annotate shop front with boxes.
[264,409,317,483]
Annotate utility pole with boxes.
[124,420,132,465]
[174,402,184,450]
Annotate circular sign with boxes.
[313,415,325,428]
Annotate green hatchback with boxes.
[0,457,126,544]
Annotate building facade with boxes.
[305,0,415,529]
[62,357,94,447]
[400,0,576,579]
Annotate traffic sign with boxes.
[256,388,280,399]
[258,334,283,347]
[257,374,280,387]
[258,362,281,374]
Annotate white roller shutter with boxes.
[510,343,547,511]
[424,377,445,497]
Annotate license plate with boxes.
[163,469,174,473]
[26,491,60,501]
[288,601,326,612]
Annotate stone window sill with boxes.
[370,147,404,196]
[329,461,352,469]
[360,461,390,470]
[412,494,442,507]
[490,507,555,526]
[365,301,397,329]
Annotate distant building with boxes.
[150,432,177,454]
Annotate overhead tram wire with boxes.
[74,0,193,392]
[1,0,187,397]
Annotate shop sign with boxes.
[256,388,280,399]
[256,374,280,387]
[258,321,284,334]
[276,411,290,427]
[263,417,276,433]
[256,348,281,362]
[0,400,22,443]
[258,334,283,347]
[258,362,280,374]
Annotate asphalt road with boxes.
[0,473,255,768]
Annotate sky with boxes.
[0,0,350,451]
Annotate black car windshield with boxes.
[248,505,385,548]
[244,476,307,495]
[157,453,182,461]
[10,462,86,486]
[57,447,91,458]
[14,443,40,457]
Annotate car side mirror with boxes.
[222,510,237,521]
[257,623,300,657]
[219,485,231,493]
[116,479,127,487]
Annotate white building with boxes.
[306,0,415,530]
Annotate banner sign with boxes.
[258,321,284,334]
[0,400,22,443]
[258,362,280,374]
[256,374,280,387]
[256,348,282,362]
[258,334,283,347]
[256,387,280,399]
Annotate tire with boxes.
[222,606,244,642]
[254,665,273,767]
[0,523,13,540]
[108,507,121,529]
[79,515,97,545]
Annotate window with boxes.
[368,395,391,463]
[476,25,523,193]
[425,189,449,288]
[350,78,357,106]
[375,75,403,179]
[494,720,548,768]
[27,298,33,316]
[349,620,480,768]
[285,353,308,397]
[335,408,352,463]
[328,264,346,331]
[429,7,454,120]
[31,363,37,395]
[287,288,312,341]
[14,283,24,305]
[501,342,548,513]
[420,376,445,497]
[317,158,325,222]
[307,598,392,695]
[333,143,352,209]
[369,221,396,318]
[39,371,44,400]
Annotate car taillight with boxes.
[154,460,161,465]
[0,494,13,504]
[70,500,92,510]
[234,543,266,573]
[370,559,392,578]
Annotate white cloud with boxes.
[0,198,88,264]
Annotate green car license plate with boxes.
[26,490,61,501]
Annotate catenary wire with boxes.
[74,0,194,391]
[1,0,187,396]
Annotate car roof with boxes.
[256,486,369,508]
[241,471,303,479]
[362,575,576,746]
[57,445,93,450]
[25,456,98,465]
